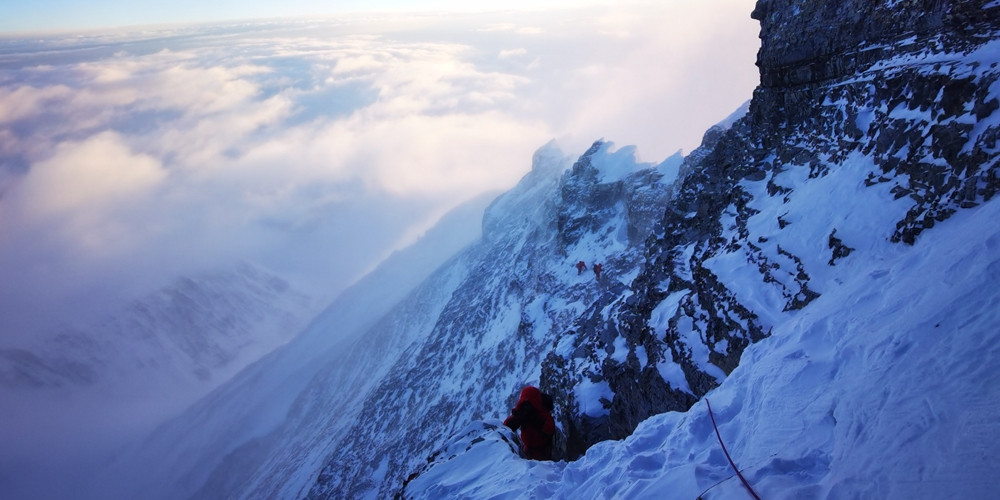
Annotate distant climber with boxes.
[593,263,603,279]
[576,261,587,275]
[503,386,555,460]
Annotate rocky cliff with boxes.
[305,1,1000,496]
[538,0,1000,458]
[304,140,684,499]
[752,0,998,88]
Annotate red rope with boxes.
[705,399,762,500]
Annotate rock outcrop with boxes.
[538,0,1000,458]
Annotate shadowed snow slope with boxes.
[80,193,495,500]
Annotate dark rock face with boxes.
[752,0,1000,88]
[539,0,1000,456]
[828,229,855,265]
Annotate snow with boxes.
[655,151,684,183]
[591,142,652,184]
[574,378,613,418]
[402,182,1000,500]
[706,151,913,320]
[609,335,629,363]
[855,107,875,133]
[648,290,687,336]
[655,359,691,395]
[362,458,390,500]
[634,344,648,368]
[553,333,577,358]
[714,99,750,131]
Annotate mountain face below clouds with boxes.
[0,264,309,389]
[0,262,316,500]
[0,262,313,394]
[81,193,496,500]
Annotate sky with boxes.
[1,0,610,34]
[0,1,761,344]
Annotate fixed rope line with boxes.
[705,399,762,500]
[695,453,777,500]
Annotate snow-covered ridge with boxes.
[304,139,680,499]
[398,1,1000,499]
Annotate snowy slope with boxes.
[401,167,1000,500]
[82,192,495,500]
[398,1,1000,499]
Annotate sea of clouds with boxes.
[0,3,759,343]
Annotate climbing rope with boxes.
[695,452,777,500]
[705,399,763,500]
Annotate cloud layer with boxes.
[0,3,759,342]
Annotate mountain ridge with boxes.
[78,191,496,500]
[69,1,1000,499]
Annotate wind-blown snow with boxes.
[592,142,649,184]
[654,150,684,183]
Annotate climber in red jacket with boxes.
[576,261,587,275]
[593,262,603,279]
[503,386,555,460]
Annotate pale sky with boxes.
[5,0,612,33]
[0,1,761,342]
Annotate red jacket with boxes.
[503,386,555,460]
